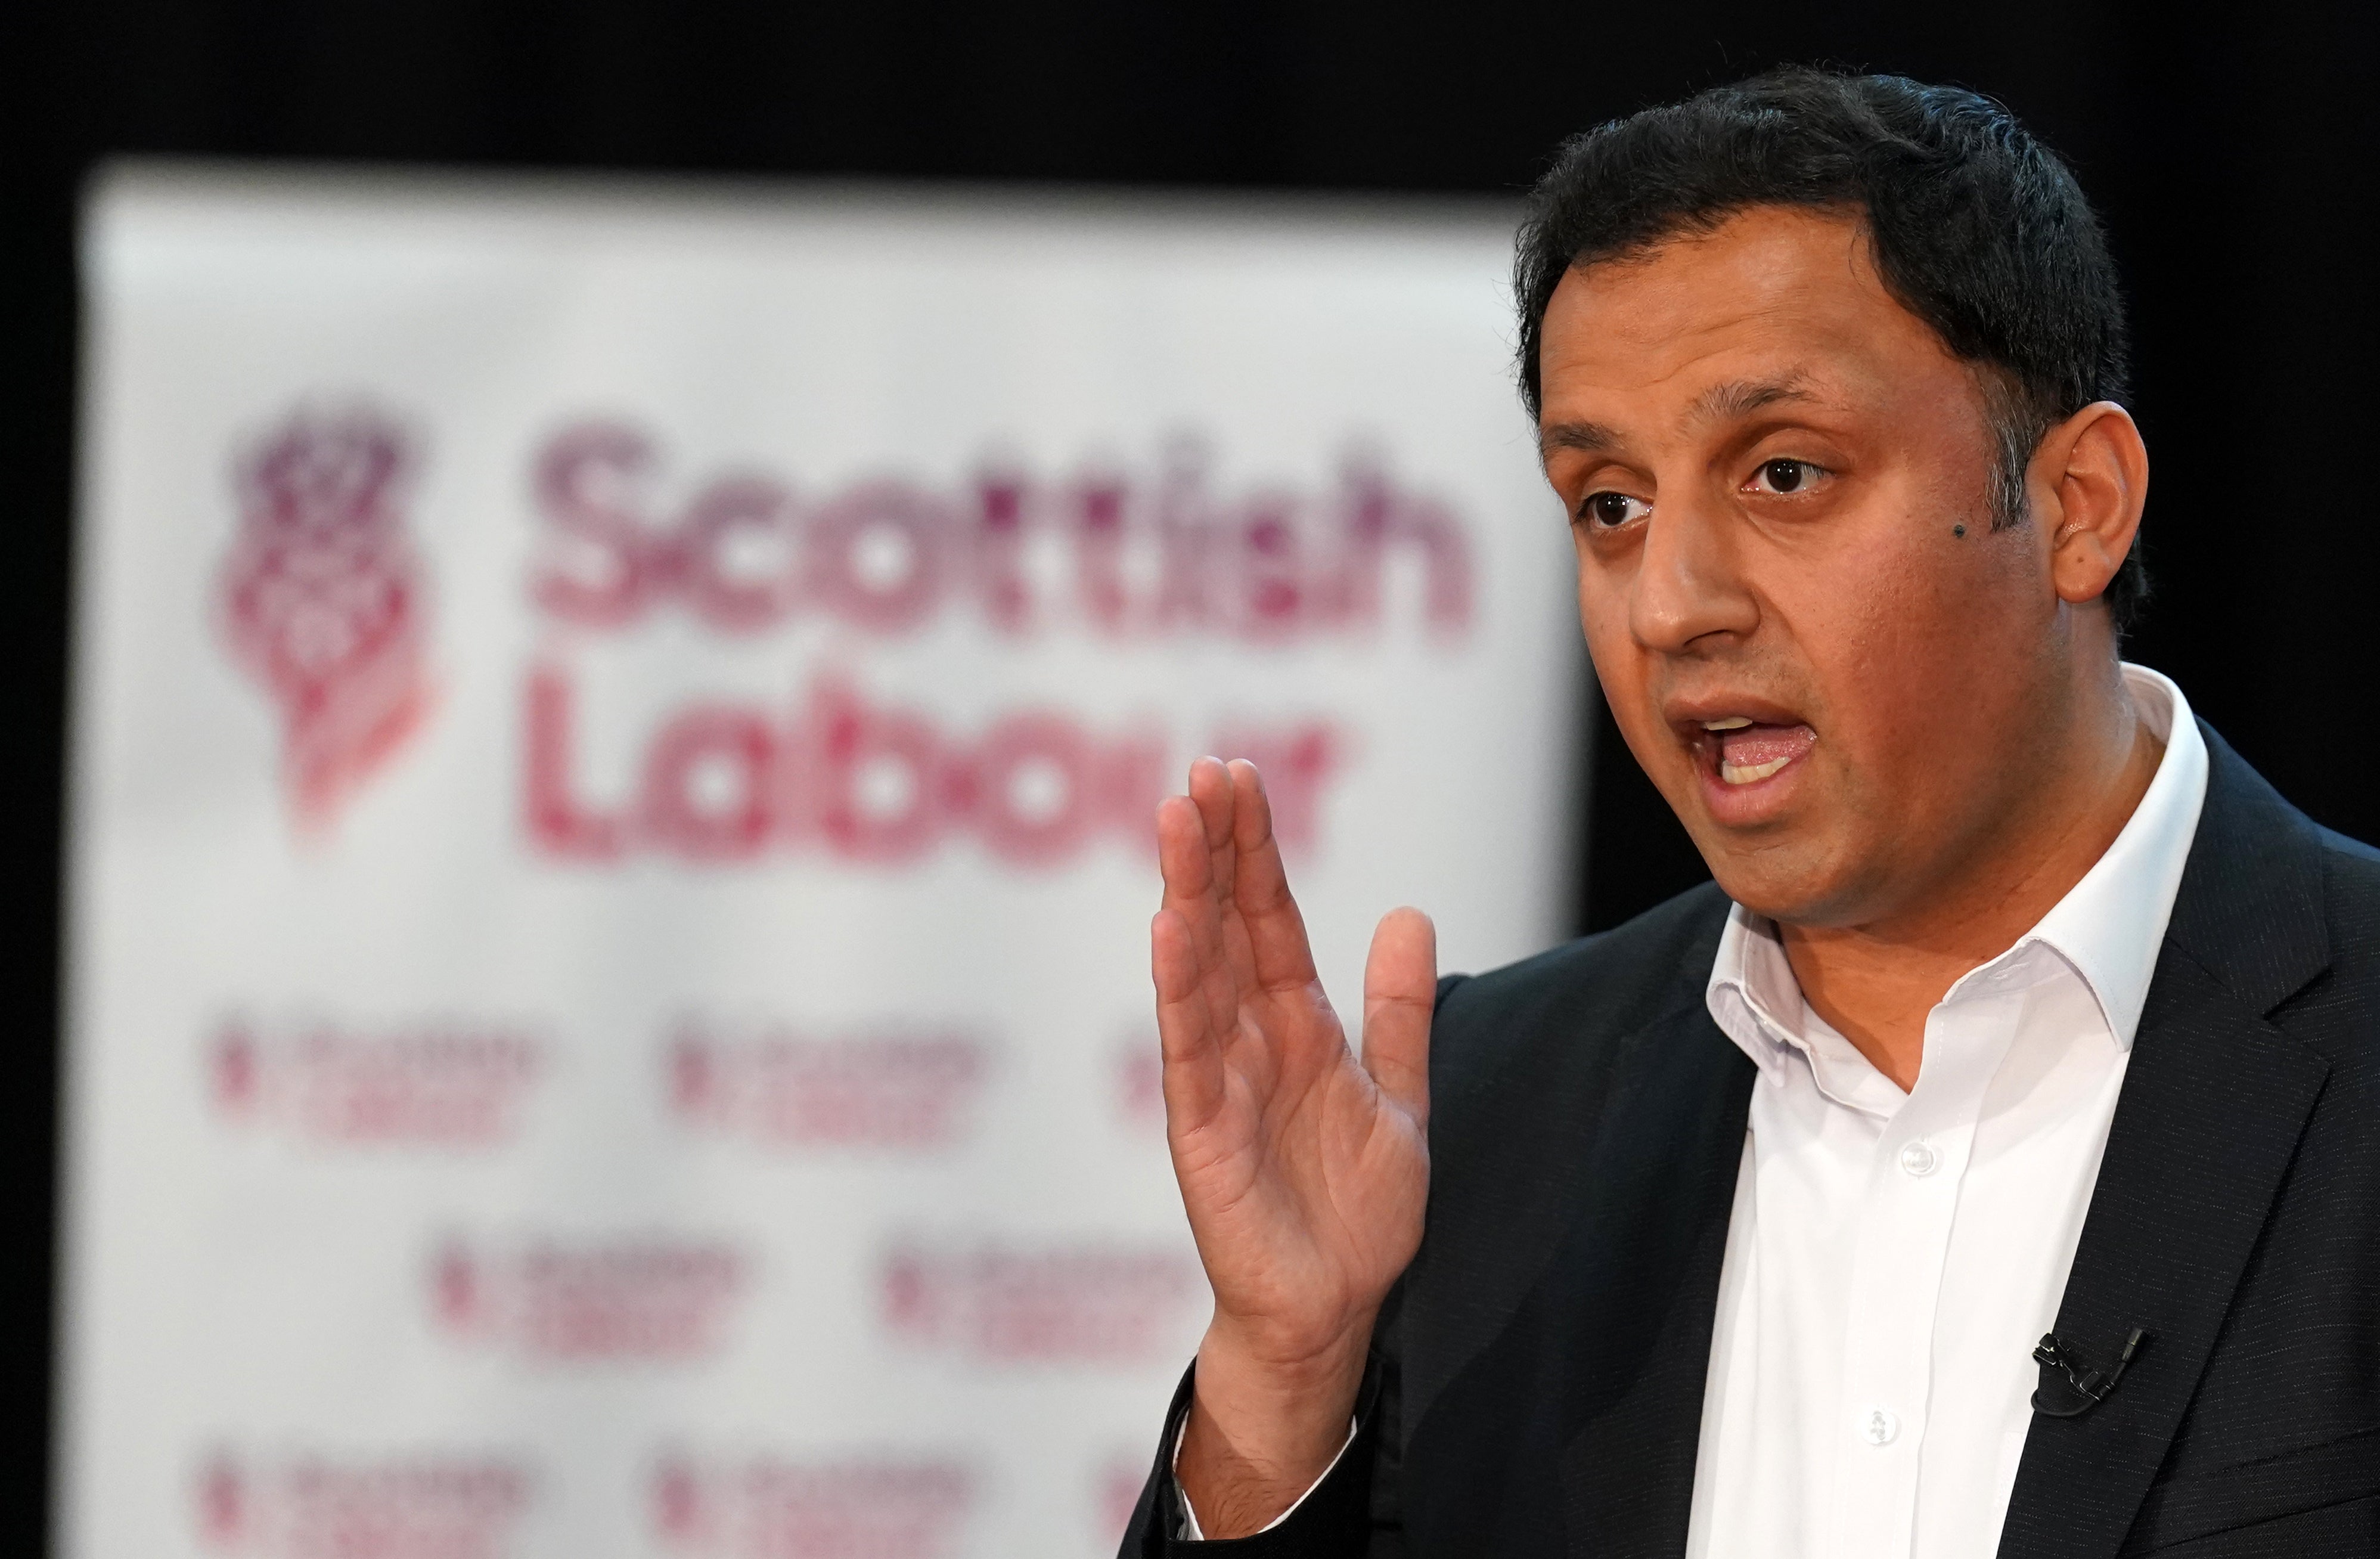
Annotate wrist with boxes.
[1176,1314,1373,1539]
[1198,1308,1375,1409]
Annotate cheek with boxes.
[1574,562,1687,783]
[1830,556,1955,712]
[1574,555,1640,685]
[1794,525,2037,779]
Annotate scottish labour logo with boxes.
[221,407,432,829]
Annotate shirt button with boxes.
[1899,1140,1940,1177]
[1860,1407,1901,1446]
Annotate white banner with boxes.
[62,166,1581,1559]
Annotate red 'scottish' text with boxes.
[532,424,1473,641]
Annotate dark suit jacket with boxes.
[1119,727,2380,1557]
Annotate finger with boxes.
[1152,907,1227,1130]
[1186,755,1236,854]
[1360,907,1436,1129]
[1224,760,1321,994]
[1188,757,1246,941]
[1156,792,1245,1007]
[1155,792,1217,907]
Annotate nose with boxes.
[1628,497,1758,655]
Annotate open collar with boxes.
[1705,664,2208,1074]
[2021,665,2208,1051]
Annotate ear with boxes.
[2030,401,2148,606]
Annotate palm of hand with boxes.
[1153,758,1436,1365]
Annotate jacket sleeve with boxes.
[1115,976,1461,1558]
[1115,1285,1406,1558]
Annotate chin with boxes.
[1697,836,1870,928]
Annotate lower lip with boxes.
[1693,726,1814,826]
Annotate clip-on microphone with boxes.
[2031,1328,2148,1418]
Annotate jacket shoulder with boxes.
[2317,822,2380,883]
[1426,881,1731,1121]
[2182,732,2380,1071]
[2319,824,2380,956]
[2294,824,2380,1061]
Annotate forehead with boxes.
[1537,206,1966,426]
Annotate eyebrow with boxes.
[1690,376,1819,423]
[1538,420,1626,461]
[1539,375,1826,466]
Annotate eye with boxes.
[1748,458,1824,495]
[1580,491,1652,528]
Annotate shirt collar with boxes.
[1706,663,2209,1067]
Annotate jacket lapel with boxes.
[1997,728,2335,1559]
[1399,895,1755,1558]
[1554,998,1754,1558]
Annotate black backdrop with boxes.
[7,2,2376,1541]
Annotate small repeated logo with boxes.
[209,1015,544,1148]
[666,1018,991,1150]
[221,405,432,829]
[194,1447,533,1558]
[651,1453,974,1559]
[881,1239,1202,1365]
[431,1233,748,1362]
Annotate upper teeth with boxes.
[1701,717,1754,731]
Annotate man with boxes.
[1118,69,2380,1558]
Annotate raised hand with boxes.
[1152,757,1436,1536]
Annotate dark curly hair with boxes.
[1516,67,2143,629]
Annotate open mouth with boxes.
[1696,715,1817,786]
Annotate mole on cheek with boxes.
[1953,523,1967,538]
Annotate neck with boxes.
[1779,664,2163,1092]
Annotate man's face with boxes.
[1538,206,2076,926]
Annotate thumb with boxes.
[1360,907,1436,1128]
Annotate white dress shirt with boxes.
[1181,664,2205,1551]
[1685,663,2206,1558]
